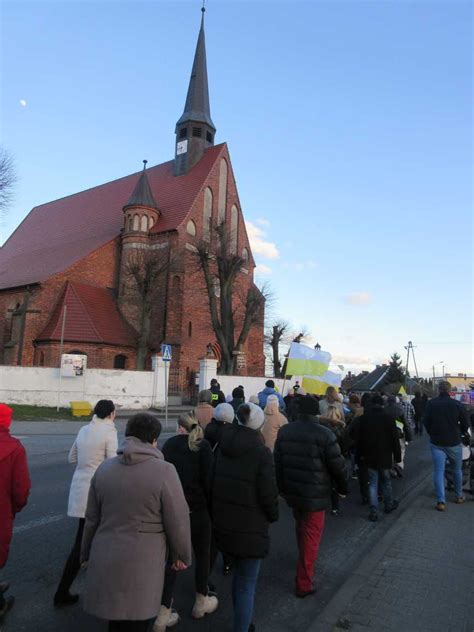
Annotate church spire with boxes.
[124,160,159,211]
[174,6,216,176]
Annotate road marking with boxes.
[12,435,28,440]
[14,514,66,534]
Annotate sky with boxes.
[1,0,472,377]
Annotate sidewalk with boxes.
[310,479,474,632]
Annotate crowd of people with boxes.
[0,378,472,631]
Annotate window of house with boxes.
[203,187,213,241]
[133,214,140,231]
[140,215,148,232]
[128,216,133,232]
[230,205,238,254]
[242,248,249,262]
[114,354,127,369]
[186,220,196,236]
[218,159,227,224]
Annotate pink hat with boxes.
[0,404,13,429]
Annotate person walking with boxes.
[274,395,347,597]
[385,395,412,477]
[54,399,118,607]
[211,403,279,632]
[157,412,217,630]
[195,390,214,430]
[210,379,226,408]
[0,404,31,621]
[229,386,245,413]
[261,395,288,452]
[204,402,235,451]
[318,386,345,423]
[412,391,427,436]
[353,394,401,522]
[81,413,191,632]
[257,380,285,411]
[423,381,470,511]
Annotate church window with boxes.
[230,205,238,254]
[242,248,249,262]
[206,131,213,143]
[149,217,154,228]
[218,159,227,224]
[203,187,213,241]
[188,321,192,337]
[140,215,148,232]
[114,354,127,369]
[192,127,202,138]
[186,220,196,236]
[179,128,188,139]
[128,216,133,232]
[133,214,140,231]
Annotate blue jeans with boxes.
[367,468,394,511]
[232,558,261,632]
[430,443,463,502]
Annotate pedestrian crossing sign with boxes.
[161,344,172,362]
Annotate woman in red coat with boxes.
[0,403,31,621]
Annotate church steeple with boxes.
[174,6,216,176]
[122,161,160,236]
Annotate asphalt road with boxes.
[3,421,433,632]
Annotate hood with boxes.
[262,387,276,395]
[117,436,163,465]
[0,428,21,462]
[219,424,263,458]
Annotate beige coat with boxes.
[262,400,288,451]
[81,437,191,622]
[195,403,214,429]
[67,415,118,518]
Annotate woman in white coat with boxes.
[54,399,117,607]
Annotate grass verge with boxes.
[8,404,87,421]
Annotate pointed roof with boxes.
[176,8,215,130]
[124,161,159,211]
[37,281,137,347]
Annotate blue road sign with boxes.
[161,344,172,362]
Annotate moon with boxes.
[19,99,27,107]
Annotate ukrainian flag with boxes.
[285,342,331,377]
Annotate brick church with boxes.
[0,10,265,381]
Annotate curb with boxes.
[306,469,432,632]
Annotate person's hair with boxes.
[210,378,218,386]
[125,413,162,444]
[349,394,360,405]
[236,404,251,425]
[178,411,203,452]
[438,380,451,394]
[325,386,336,397]
[232,386,245,400]
[265,379,275,388]
[371,394,384,406]
[198,389,212,404]
[94,399,115,419]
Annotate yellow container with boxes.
[70,401,93,417]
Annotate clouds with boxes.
[255,264,272,276]
[245,220,279,260]
[344,292,372,306]
[282,259,318,272]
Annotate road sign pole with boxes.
[165,359,169,430]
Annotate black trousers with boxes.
[108,620,154,631]
[414,416,423,435]
[161,508,212,608]
[55,518,85,598]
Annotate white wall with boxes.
[0,365,165,409]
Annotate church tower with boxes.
[174,7,216,176]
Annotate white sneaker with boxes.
[191,593,219,619]
[153,606,180,632]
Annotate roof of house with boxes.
[350,365,390,392]
[0,143,226,291]
[37,281,137,347]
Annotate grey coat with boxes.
[81,436,192,622]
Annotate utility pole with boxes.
[404,341,420,394]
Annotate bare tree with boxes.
[123,247,176,370]
[265,319,290,377]
[0,147,17,226]
[194,222,267,374]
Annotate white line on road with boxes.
[14,514,66,534]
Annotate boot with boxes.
[153,605,180,632]
[191,593,218,619]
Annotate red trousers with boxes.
[293,509,325,592]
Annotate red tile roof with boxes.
[0,144,226,290]
[37,281,138,347]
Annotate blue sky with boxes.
[1,0,472,376]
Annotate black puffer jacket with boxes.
[162,435,212,512]
[211,424,279,559]
[353,406,402,469]
[423,393,469,447]
[274,414,348,512]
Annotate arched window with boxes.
[128,216,133,232]
[188,321,192,337]
[172,275,181,290]
[132,214,140,231]
[149,216,154,228]
[218,159,227,224]
[241,248,249,262]
[113,354,127,369]
[203,187,213,241]
[140,215,148,232]
[186,220,196,236]
[230,205,238,254]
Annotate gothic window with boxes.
[133,214,140,231]
[172,275,181,290]
[192,127,202,138]
[242,248,249,262]
[114,354,127,369]
[218,159,227,225]
[203,187,213,241]
[186,220,196,236]
[128,216,133,232]
[230,205,238,254]
[188,321,192,337]
[140,215,148,232]
[149,216,154,228]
